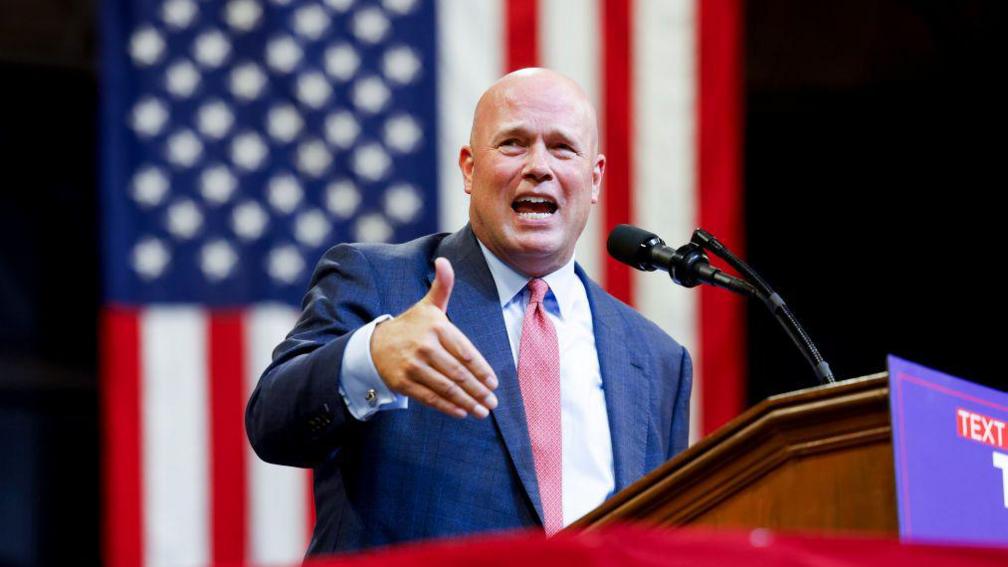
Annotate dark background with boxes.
[0,1,1004,564]
[744,0,1005,401]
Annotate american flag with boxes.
[100,0,743,565]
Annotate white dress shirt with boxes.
[338,245,615,526]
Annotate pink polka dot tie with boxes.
[517,278,563,535]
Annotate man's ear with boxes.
[459,146,475,195]
[591,153,606,204]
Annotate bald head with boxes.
[458,67,606,277]
[470,68,599,154]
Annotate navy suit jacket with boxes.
[245,226,692,556]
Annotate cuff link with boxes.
[365,388,378,406]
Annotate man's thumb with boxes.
[426,257,454,311]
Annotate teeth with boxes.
[517,211,553,219]
[516,197,553,204]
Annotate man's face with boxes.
[460,72,605,277]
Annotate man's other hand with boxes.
[370,257,499,418]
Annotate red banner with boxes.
[306,526,1008,567]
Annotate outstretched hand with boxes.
[370,258,499,418]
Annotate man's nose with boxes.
[521,141,553,182]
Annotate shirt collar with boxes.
[476,240,578,319]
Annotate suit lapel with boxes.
[433,227,544,523]
[578,267,649,492]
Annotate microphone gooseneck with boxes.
[607,224,835,386]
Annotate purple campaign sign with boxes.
[889,355,1008,544]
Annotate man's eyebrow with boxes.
[491,125,530,140]
[491,124,583,147]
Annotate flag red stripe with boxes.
[101,307,143,567]
[600,0,634,304]
[698,0,746,434]
[306,469,316,547]
[208,311,247,564]
[505,0,539,71]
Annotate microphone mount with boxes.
[610,226,758,296]
[689,228,834,385]
[607,224,835,386]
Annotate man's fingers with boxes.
[400,381,468,419]
[408,360,492,419]
[426,257,454,312]
[424,346,498,411]
[436,323,499,390]
[373,259,498,420]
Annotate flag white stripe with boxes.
[632,0,701,442]
[246,305,307,565]
[436,0,504,234]
[541,0,604,282]
[141,307,209,567]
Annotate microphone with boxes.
[608,224,835,385]
[607,224,756,296]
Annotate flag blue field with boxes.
[103,0,440,306]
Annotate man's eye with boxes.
[498,139,524,152]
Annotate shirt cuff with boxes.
[338,314,409,421]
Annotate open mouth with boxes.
[511,196,558,219]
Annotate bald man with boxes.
[246,69,692,556]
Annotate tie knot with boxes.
[527,278,549,305]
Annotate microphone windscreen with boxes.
[607,224,660,270]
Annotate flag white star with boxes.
[225,0,263,32]
[132,166,170,207]
[352,7,390,44]
[352,76,390,114]
[266,35,303,74]
[326,180,361,218]
[324,111,360,148]
[200,240,238,281]
[200,165,238,204]
[266,104,304,143]
[324,43,360,81]
[355,213,393,243]
[384,183,422,223]
[294,209,332,247]
[130,26,165,66]
[296,71,332,109]
[162,0,199,30]
[267,245,305,284]
[131,97,169,137]
[384,113,423,153]
[132,237,171,280]
[165,59,201,98]
[193,29,231,68]
[293,4,330,40]
[383,45,422,85]
[267,174,304,213]
[351,143,391,181]
[231,131,268,171]
[166,129,203,168]
[382,0,417,15]
[296,139,332,177]
[165,199,204,239]
[231,200,269,240]
[230,62,268,100]
[196,100,235,140]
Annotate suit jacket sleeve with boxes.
[245,244,385,468]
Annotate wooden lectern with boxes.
[572,373,897,534]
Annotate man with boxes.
[246,68,692,555]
